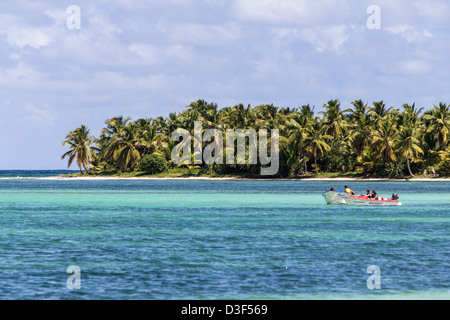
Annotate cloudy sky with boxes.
[1,0,449,169]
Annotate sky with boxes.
[1,0,450,169]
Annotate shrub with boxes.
[373,161,405,178]
[139,155,168,174]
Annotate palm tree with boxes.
[61,125,96,174]
[304,123,332,174]
[371,117,398,163]
[401,103,423,127]
[105,123,141,172]
[370,101,392,119]
[101,116,132,139]
[320,99,351,142]
[417,132,447,175]
[283,116,308,176]
[423,103,450,148]
[134,118,164,157]
[396,125,423,177]
[357,147,377,175]
[349,100,374,157]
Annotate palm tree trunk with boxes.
[315,155,318,174]
[406,157,414,177]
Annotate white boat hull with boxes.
[344,196,402,206]
[322,191,350,205]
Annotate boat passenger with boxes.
[372,190,379,200]
[344,185,356,195]
[330,187,335,191]
[365,190,372,198]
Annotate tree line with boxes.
[62,99,450,178]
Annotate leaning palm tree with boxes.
[61,125,96,174]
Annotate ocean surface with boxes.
[0,173,449,300]
[0,170,78,178]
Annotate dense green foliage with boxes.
[62,99,450,178]
[139,154,168,174]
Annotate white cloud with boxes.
[402,60,431,75]
[385,24,434,43]
[233,0,349,25]
[0,63,47,84]
[300,25,350,53]
[165,45,195,61]
[25,104,55,126]
[135,74,173,91]
[414,0,449,21]
[9,53,21,60]
[0,14,56,49]
[38,7,126,66]
[169,23,241,45]
[5,26,54,49]
[93,71,127,88]
[129,44,160,65]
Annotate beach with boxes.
[35,175,450,182]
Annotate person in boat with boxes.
[365,189,372,198]
[372,190,379,200]
[344,185,356,195]
[330,187,335,191]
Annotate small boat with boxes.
[323,191,402,206]
[343,195,402,206]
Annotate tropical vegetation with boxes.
[61,99,450,178]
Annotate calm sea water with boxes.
[0,175,448,300]
[0,170,77,178]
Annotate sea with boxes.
[0,171,448,300]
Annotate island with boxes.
[61,99,450,180]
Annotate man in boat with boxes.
[364,189,372,198]
[344,185,356,195]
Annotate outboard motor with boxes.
[392,193,399,200]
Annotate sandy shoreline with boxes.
[20,176,450,182]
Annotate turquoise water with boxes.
[0,179,448,300]
[0,170,78,179]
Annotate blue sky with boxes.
[1,0,449,169]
